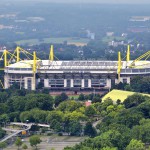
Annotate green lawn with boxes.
[15,37,89,46]
[52,95,79,100]
[102,36,126,43]
[68,95,79,99]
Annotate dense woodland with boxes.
[0,76,150,150]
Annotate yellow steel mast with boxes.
[127,45,130,62]
[49,45,54,61]
[117,51,122,82]
[16,46,20,62]
[33,51,37,73]
[4,50,8,67]
[32,51,37,90]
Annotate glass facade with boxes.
[49,79,64,87]
[74,79,81,87]
[67,80,71,87]
[91,79,106,87]
[84,79,88,87]
[27,79,32,90]
[9,79,25,89]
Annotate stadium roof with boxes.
[5,60,150,70]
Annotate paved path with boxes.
[0,122,49,143]
[92,119,102,128]
[1,123,32,142]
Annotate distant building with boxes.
[86,30,95,40]
[108,41,124,47]
[130,16,150,22]
[106,32,114,37]
[121,33,128,37]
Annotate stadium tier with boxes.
[4,60,150,91]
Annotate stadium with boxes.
[2,45,150,94]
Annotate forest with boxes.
[0,76,150,150]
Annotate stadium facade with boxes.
[4,59,150,92]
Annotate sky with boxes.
[3,0,150,4]
[20,0,150,4]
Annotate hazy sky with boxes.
[46,0,150,3]
[4,0,150,4]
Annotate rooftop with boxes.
[6,60,150,70]
[102,89,150,102]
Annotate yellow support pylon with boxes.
[32,51,37,90]
[49,45,54,61]
[4,50,8,67]
[16,46,20,62]
[117,51,122,82]
[33,51,37,73]
[127,45,130,62]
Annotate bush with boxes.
[58,133,63,136]
[47,133,53,136]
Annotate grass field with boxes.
[52,95,79,100]
[102,89,150,102]
[102,36,126,43]
[15,37,89,46]
[6,135,87,150]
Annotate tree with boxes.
[0,128,6,139]
[106,105,115,113]
[78,94,85,101]
[115,109,143,128]
[0,92,8,103]
[55,95,63,107]
[68,121,82,136]
[85,106,97,117]
[84,122,97,137]
[25,94,54,111]
[0,142,7,150]
[15,137,23,150]
[124,84,132,91]
[130,76,150,93]
[20,111,33,123]
[31,109,47,123]
[50,119,63,132]
[22,144,28,149]
[0,114,9,127]
[29,135,41,149]
[46,110,64,124]
[101,147,118,150]
[94,130,124,150]
[7,96,26,112]
[126,139,145,150]
[54,93,68,107]
[131,119,150,143]
[58,100,82,112]
[60,93,68,101]
[92,96,102,103]
[123,94,146,109]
